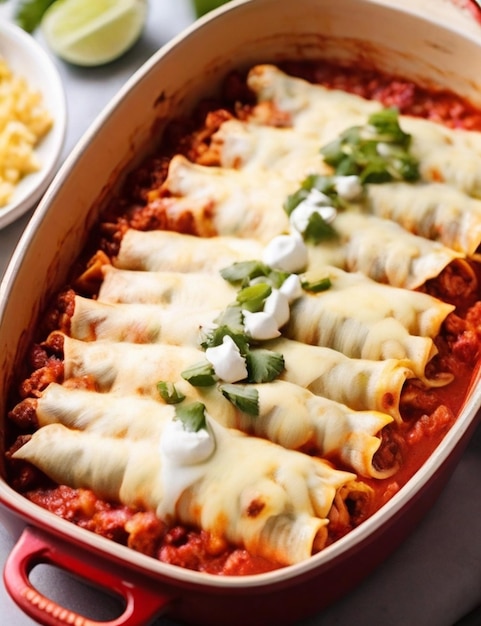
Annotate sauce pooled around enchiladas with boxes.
[5,59,481,576]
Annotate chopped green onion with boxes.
[236,282,272,312]
[366,108,411,146]
[359,157,395,184]
[301,276,332,293]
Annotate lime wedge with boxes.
[41,0,148,66]
[192,0,231,17]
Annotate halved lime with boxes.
[192,0,231,17]
[41,0,148,66]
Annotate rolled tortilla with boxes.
[14,406,371,565]
[61,332,414,420]
[366,181,481,258]
[149,154,293,243]
[114,229,263,273]
[33,381,397,479]
[247,64,481,197]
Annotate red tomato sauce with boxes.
[6,59,481,576]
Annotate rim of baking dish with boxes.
[1,0,481,590]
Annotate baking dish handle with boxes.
[3,526,175,626]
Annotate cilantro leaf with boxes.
[201,322,249,354]
[220,260,270,285]
[303,211,338,244]
[219,383,259,416]
[268,268,292,289]
[359,156,395,184]
[301,276,332,293]
[212,304,244,333]
[246,349,285,383]
[318,108,420,185]
[283,187,312,216]
[284,173,348,218]
[175,401,207,432]
[181,361,217,387]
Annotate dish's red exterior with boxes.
[450,0,481,23]
[2,1,481,624]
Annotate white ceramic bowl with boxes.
[0,20,66,229]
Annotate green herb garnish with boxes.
[201,320,249,354]
[303,211,339,244]
[236,282,272,312]
[212,305,245,333]
[220,260,270,285]
[366,108,412,145]
[219,383,259,416]
[284,174,346,216]
[301,276,332,293]
[156,381,186,404]
[175,401,207,432]
[181,361,217,387]
[284,108,420,246]
[220,260,290,290]
[320,108,420,184]
[246,349,285,383]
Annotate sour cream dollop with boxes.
[158,417,216,519]
[262,232,308,273]
[160,417,216,467]
[243,309,281,340]
[289,187,337,235]
[205,334,248,383]
[263,289,290,328]
[334,175,363,201]
[279,273,303,303]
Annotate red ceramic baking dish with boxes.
[2,0,481,624]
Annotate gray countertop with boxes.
[1,1,481,624]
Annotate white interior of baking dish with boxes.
[1,0,481,589]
